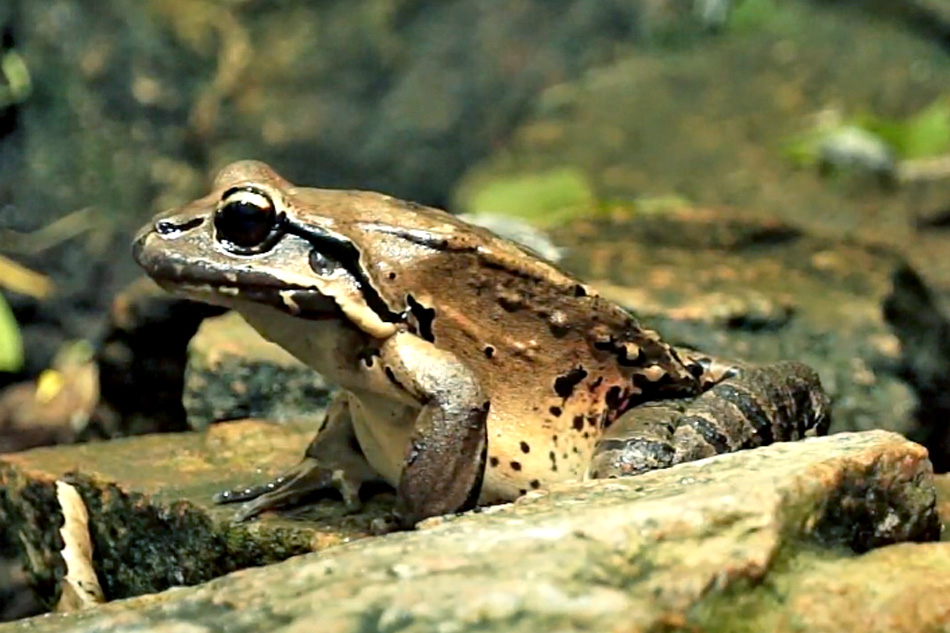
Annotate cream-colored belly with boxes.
[347,392,417,487]
[477,409,594,504]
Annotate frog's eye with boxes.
[214,187,278,249]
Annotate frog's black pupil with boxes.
[214,195,275,248]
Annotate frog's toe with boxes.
[330,469,363,512]
[213,476,291,505]
[369,514,407,535]
[213,457,337,521]
[230,499,267,523]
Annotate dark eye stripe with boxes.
[156,217,203,235]
[286,221,401,325]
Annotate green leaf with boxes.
[860,98,950,160]
[899,100,950,159]
[459,167,596,227]
[728,0,779,31]
[0,292,23,372]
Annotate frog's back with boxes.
[328,195,700,496]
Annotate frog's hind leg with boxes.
[214,393,382,522]
[588,360,831,478]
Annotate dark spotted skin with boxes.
[378,229,828,499]
[588,361,830,478]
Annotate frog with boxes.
[132,160,831,530]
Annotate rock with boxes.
[863,0,950,43]
[183,312,332,431]
[96,278,226,437]
[0,420,391,609]
[0,370,92,455]
[452,0,950,293]
[698,542,950,632]
[0,558,40,622]
[549,208,915,435]
[817,125,896,182]
[935,473,950,536]
[883,263,950,471]
[0,431,941,631]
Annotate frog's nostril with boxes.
[156,220,176,235]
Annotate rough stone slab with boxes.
[0,431,940,633]
[97,277,227,438]
[883,264,950,473]
[549,208,915,438]
[183,312,332,430]
[935,473,950,540]
[713,542,950,632]
[0,421,391,606]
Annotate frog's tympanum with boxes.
[133,161,830,530]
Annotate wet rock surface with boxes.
[884,264,950,471]
[96,278,227,437]
[0,430,941,632]
[553,208,914,435]
[0,421,391,609]
[183,312,331,431]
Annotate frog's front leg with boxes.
[588,358,831,478]
[377,332,490,529]
[214,394,382,521]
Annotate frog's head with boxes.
[132,160,402,338]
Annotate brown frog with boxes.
[133,161,831,529]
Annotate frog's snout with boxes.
[130,227,149,267]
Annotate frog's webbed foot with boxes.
[589,360,830,478]
[213,395,379,522]
[214,456,352,522]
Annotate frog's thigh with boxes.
[589,360,830,478]
[378,332,489,527]
[214,392,380,521]
[305,392,384,485]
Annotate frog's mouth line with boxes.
[134,250,341,321]
[156,278,344,320]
